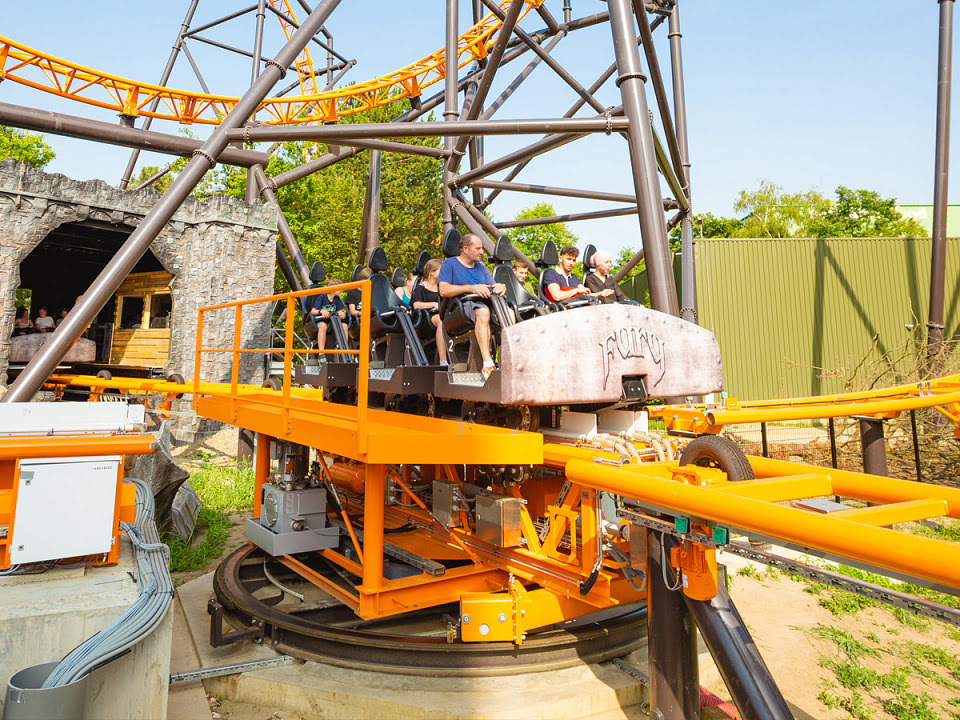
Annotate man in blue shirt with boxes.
[438,233,506,379]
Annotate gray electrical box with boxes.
[475,492,522,548]
[246,484,339,556]
[432,480,461,528]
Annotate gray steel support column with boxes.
[928,0,954,367]
[647,531,700,720]
[358,149,382,264]
[669,5,697,324]
[684,585,792,720]
[251,165,313,288]
[252,0,267,83]
[3,0,344,404]
[276,244,302,292]
[443,0,460,232]
[859,417,889,477]
[607,0,678,315]
[119,0,200,188]
[446,0,525,175]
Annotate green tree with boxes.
[806,185,925,238]
[732,180,829,238]
[504,202,579,263]
[0,125,55,169]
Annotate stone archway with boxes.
[0,158,279,391]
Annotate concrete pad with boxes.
[0,536,171,720]
[167,596,213,720]
[178,572,650,719]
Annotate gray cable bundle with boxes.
[42,479,174,688]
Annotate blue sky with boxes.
[1,1,955,257]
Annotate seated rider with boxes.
[584,250,629,304]
[438,233,506,380]
[395,273,415,307]
[34,307,55,333]
[345,268,371,320]
[542,245,594,303]
[411,259,448,365]
[308,279,348,355]
[13,307,33,335]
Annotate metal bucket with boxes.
[2,662,87,720]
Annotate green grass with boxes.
[165,463,254,572]
[808,624,880,661]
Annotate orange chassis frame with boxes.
[43,282,960,643]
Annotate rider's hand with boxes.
[492,283,506,296]
[321,310,330,319]
[602,289,614,297]
[311,308,319,315]
[473,284,491,298]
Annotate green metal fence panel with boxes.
[694,237,960,401]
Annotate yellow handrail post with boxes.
[231,304,242,411]
[193,308,204,411]
[357,281,371,453]
[282,296,294,431]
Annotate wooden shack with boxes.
[108,271,173,367]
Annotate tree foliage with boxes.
[504,202,579,262]
[732,180,829,238]
[0,125,55,169]
[728,180,923,239]
[806,185,925,238]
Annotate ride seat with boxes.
[302,260,328,340]
[582,244,597,278]
[535,240,559,304]
[490,235,544,320]
[350,247,403,340]
[411,250,431,293]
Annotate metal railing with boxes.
[193,280,371,449]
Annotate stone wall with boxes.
[0,159,278,398]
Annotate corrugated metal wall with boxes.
[693,237,960,400]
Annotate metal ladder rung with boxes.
[829,498,950,527]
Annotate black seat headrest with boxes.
[390,267,405,288]
[537,240,559,268]
[582,245,597,275]
[309,261,326,284]
[369,247,389,273]
[442,229,461,258]
[413,250,431,275]
[350,264,362,282]
[493,235,514,264]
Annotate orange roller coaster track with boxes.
[0,0,542,126]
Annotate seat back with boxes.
[493,264,538,306]
[350,264,362,282]
[442,228,461,258]
[536,240,559,302]
[390,267,405,288]
[582,244,597,277]
[368,247,400,313]
[491,235,514,265]
[309,261,327,284]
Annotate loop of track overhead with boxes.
[214,544,646,676]
[0,0,543,126]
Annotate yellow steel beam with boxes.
[0,1,543,126]
[561,455,960,590]
[830,499,950,527]
[651,373,960,433]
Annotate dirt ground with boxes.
[170,428,960,720]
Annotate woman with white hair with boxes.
[584,250,631,304]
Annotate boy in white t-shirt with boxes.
[34,307,55,332]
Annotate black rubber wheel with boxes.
[95,369,112,380]
[166,373,185,385]
[678,436,754,482]
[262,377,282,391]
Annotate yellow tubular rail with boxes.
[650,373,960,435]
[0,0,542,125]
[558,452,960,592]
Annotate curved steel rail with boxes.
[0,0,542,126]
[214,544,646,676]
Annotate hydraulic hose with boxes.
[42,479,173,688]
